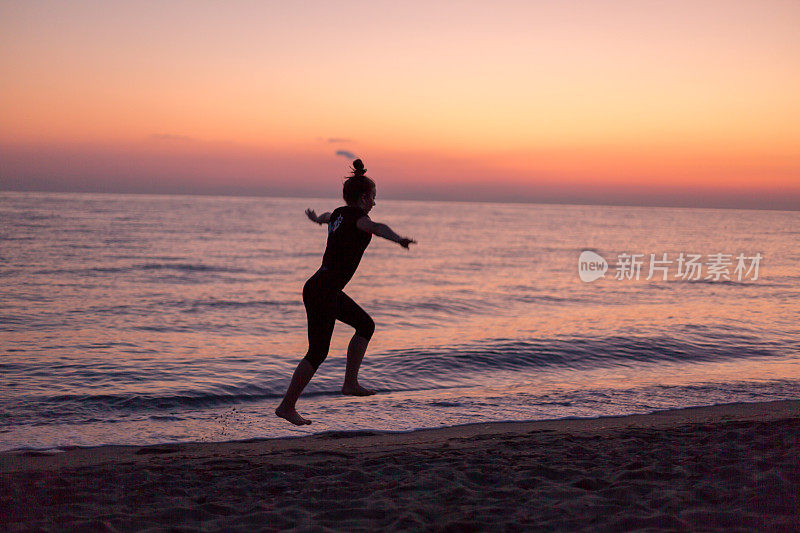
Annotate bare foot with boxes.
[275,405,311,425]
[341,384,376,396]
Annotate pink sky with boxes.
[1,1,799,209]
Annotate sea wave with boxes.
[6,333,794,425]
[32,262,251,276]
[376,333,788,377]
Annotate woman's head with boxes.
[343,159,376,212]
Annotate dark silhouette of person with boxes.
[276,159,416,425]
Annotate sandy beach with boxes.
[2,400,798,531]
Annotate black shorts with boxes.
[302,269,374,370]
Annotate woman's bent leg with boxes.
[342,334,375,396]
[336,292,376,396]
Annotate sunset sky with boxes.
[1,0,799,209]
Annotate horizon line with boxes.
[2,187,798,214]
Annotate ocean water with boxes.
[1,191,799,451]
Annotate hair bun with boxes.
[351,159,367,176]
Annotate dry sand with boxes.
[2,400,799,531]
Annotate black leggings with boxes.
[302,269,375,370]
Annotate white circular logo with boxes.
[578,251,608,282]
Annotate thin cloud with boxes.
[150,134,193,142]
[335,150,357,159]
[328,138,352,143]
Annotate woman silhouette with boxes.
[276,159,416,425]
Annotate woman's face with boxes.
[360,188,376,214]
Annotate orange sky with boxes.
[1,1,799,209]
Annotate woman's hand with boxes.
[398,237,417,249]
[305,208,319,223]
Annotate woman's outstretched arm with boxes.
[357,216,416,248]
[305,209,331,225]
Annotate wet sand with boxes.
[2,400,799,531]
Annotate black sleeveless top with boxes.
[320,205,372,287]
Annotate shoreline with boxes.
[3,399,799,531]
[3,398,797,457]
